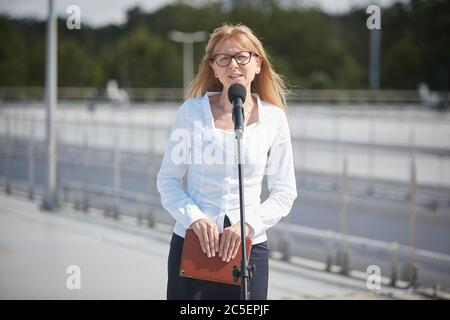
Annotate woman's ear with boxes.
[256,57,262,73]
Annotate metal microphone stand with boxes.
[231,101,255,300]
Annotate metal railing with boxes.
[1,106,450,292]
[2,87,449,104]
[2,113,449,208]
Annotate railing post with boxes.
[137,209,143,226]
[55,127,60,207]
[28,119,35,200]
[389,242,399,287]
[409,148,418,288]
[279,221,291,262]
[81,133,90,212]
[438,154,445,191]
[367,116,376,195]
[41,0,58,211]
[303,117,308,172]
[5,115,11,194]
[113,133,121,219]
[147,127,155,228]
[339,155,350,275]
[325,230,334,272]
[333,116,341,191]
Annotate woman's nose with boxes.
[228,57,240,69]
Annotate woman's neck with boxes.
[218,87,254,114]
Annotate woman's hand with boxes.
[219,222,253,262]
[190,219,219,258]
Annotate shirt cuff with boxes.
[226,207,265,239]
[244,213,265,239]
[181,203,208,229]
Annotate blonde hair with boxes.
[187,23,288,113]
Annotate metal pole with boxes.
[42,0,58,210]
[389,242,399,287]
[28,120,35,200]
[113,134,121,219]
[409,156,418,286]
[168,31,207,99]
[334,116,340,190]
[236,134,251,300]
[368,0,381,90]
[147,127,155,228]
[409,127,418,286]
[183,41,193,98]
[368,116,375,195]
[82,133,90,212]
[409,129,417,250]
[438,155,444,190]
[369,28,381,90]
[5,116,11,194]
[339,155,349,275]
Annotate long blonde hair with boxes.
[187,23,288,113]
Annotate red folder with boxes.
[180,229,252,285]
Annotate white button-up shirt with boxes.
[156,92,297,244]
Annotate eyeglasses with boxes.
[211,51,257,67]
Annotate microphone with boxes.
[228,84,247,134]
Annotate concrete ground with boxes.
[0,192,426,300]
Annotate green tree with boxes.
[106,26,182,87]
[0,16,27,86]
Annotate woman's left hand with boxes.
[218,222,253,262]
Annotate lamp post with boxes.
[368,2,381,90]
[169,31,207,98]
[42,0,58,211]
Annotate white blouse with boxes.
[156,91,297,244]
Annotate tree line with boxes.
[0,0,448,91]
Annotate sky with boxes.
[0,0,408,27]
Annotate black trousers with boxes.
[167,216,269,300]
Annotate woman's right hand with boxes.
[189,219,219,258]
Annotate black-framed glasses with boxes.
[211,51,257,67]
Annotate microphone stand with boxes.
[231,98,255,300]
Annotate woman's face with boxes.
[210,39,261,92]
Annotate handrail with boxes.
[1,87,449,104]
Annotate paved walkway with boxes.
[0,192,425,300]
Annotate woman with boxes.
[157,23,297,300]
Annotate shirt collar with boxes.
[202,91,264,131]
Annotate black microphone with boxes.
[228,83,247,133]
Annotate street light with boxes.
[169,30,208,98]
[42,0,58,211]
[368,1,381,90]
